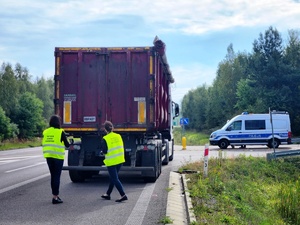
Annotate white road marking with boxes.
[0,160,20,164]
[124,182,156,225]
[0,156,40,160]
[0,173,49,194]
[0,155,41,165]
[5,162,46,173]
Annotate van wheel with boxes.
[218,139,229,149]
[268,139,280,148]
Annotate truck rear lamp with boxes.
[69,144,80,150]
[146,145,155,150]
[74,145,80,150]
[136,144,155,150]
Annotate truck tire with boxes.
[158,141,162,175]
[68,150,85,182]
[169,139,174,161]
[162,139,169,165]
[69,170,85,183]
[218,139,229,149]
[144,146,160,183]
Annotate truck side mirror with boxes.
[172,102,179,119]
[175,103,179,117]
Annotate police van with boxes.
[209,112,292,149]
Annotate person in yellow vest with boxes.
[100,121,128,202]
[42,115,71,204]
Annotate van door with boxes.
[226,120,243,145]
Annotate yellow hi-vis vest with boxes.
[42,127,65,160]
[103,132,125,166]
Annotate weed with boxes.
[159,216,173,224]
[165,187,173,192]
[276,180,300,224]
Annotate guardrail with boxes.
[266,150,300,161]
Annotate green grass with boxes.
[0,138,42,151]
[181,156,300,225]
[0,137,79,151]
[173,127,209,146]
[159,216,173,224]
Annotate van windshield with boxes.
[221,117,237,130]
[225,120,242,131]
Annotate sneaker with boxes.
[52,197,63,204]
[101,194,111,200]
[115,195,128,203]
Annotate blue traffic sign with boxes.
[180,118,189,125]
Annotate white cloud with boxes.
[1,0,300,36]
[171,63,216,104]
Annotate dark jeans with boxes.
[46,158,64,196]
[106,164,125,196]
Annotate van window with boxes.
[245,120,265,130]
[227,120,242,131]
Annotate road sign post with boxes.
[204,144,209,177]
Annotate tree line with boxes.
[1,26,300,141]
[0,63,54,141]
[181,27,300,136]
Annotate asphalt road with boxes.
[0,146,180,225]
[1,144,300,225]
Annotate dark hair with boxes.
[104,121,113,132]
[49,115,61,128]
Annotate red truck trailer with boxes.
[54,36,179,182]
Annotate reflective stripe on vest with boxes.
[103,132,125,166]
[42,127,65,160]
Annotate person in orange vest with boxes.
[100,121,128,202]
[42,115,71,204]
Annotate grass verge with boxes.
[173,127,209,146]
[0,138,42,151]
[180,156,300,225]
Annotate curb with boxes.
[166,172,196,225]
[182,174,196,224]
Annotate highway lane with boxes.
[0,147,48,193]
[0,147,174,225]
[1,144,300,225]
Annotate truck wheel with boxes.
[268,139,280,148]
[158,142,162,175]
[218,139,229,149]
[69,170,85,183]
[162,140,169,165]
[169,139,174,161]
[144,146,159,183]
[68,149,85,182]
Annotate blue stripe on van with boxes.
[214,133,288,140]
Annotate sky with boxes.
[1,0,300,104]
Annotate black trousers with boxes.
[46,158,64,196]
